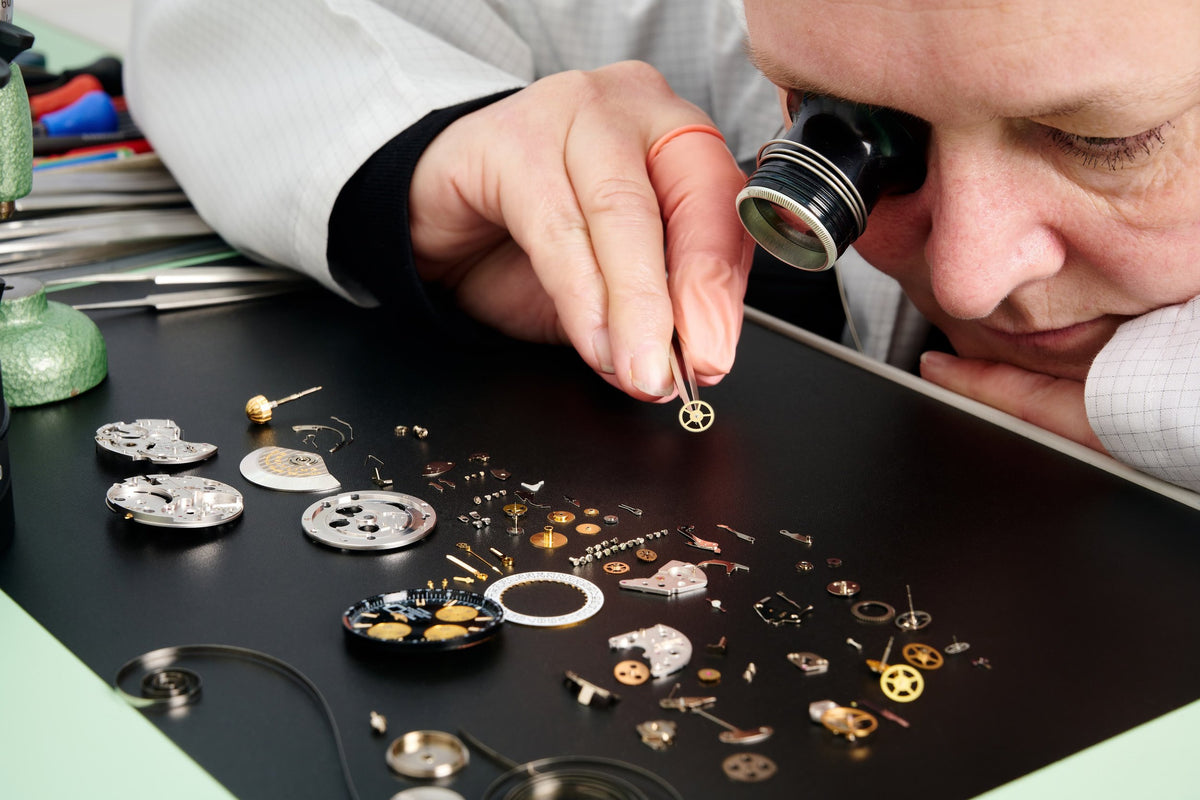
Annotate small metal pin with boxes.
[688,706,773,744]
[617,503,643,516]
[456,543,502,574]
[867,635,895,674]
[446,554,488,581]
[895,584,932,630]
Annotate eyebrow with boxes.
[749,42,1200,122]
[746,44,860,103]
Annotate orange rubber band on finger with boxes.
[647,124,726,166]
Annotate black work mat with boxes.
[2,289,1196,800]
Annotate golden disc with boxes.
[548,510,575,524]
[423,624,469,641]
[435,605,478,623]
[575,523,601,535]
[367,621,412,640]
[531,528,567,549]
[613,660,650,686]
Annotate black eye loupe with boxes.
[736,92,929,271]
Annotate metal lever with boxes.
[677,525,720,554]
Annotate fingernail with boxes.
[632,343,673,397]
[593,329,615,374]
[919,351,952,372]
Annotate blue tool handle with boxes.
[37,90,119,137]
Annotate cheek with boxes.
[851,195,931,283]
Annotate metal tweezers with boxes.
[667,333,699,412]
[52,266,309,311]
[667,333,716,432]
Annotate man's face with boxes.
[743,0,1200,380]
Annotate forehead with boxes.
[743,0,1200,122]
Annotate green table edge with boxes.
[0,589,236,799]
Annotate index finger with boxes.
[559,113,685,399]
[647,127,753,384]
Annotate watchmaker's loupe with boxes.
[737,91,929,271]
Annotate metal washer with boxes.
[851,600,896,624]
[302,490,436,551]
[386,730,468,779]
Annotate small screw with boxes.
[412,425,429,439]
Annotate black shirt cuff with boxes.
[326,89,520,331]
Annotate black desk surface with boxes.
[2,288,1197,799]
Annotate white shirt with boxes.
[125,0,1200,493]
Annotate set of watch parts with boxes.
[95,416,984,786]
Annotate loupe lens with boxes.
[737,142,865,271]
[737,95,927,271]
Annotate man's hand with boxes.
[409,61,752,401]
[919,351,1106,452]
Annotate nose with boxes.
[922,130,1065,319]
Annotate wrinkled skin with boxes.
[745,0,1200,449]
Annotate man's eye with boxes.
[1045,123,1170,170]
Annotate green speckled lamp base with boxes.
[0,62,33,205]
[0,277,106,407]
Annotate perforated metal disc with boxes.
[95,419,217,465]
[106,475,243,528]
[302,490,436,551]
